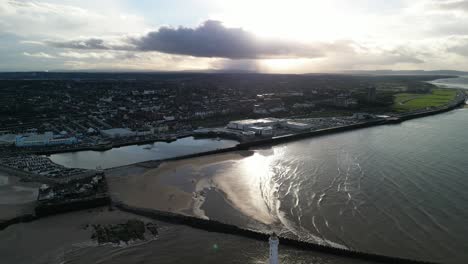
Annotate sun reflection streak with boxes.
[210,152,278,225]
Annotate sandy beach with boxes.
[0,171,39,221]
[105,150,280,231]
[106,151,252,212]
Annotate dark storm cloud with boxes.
[47,20,350,59]
[130,20,326,59]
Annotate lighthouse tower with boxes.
[269,233,279,264]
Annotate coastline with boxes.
[115,202,438,264]
[102,89,466,171]
[0,83,466,263]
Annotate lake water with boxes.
[49,136,239,169]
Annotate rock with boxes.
[90,219,158,245]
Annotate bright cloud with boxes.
[3,0,468,72]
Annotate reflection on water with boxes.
[0,209,372,264]
[108,109,468,263]
[50,137,239,169]
[222,109,468,263]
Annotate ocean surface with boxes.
[105,106,468,263]
[4,77,468,263]
[49,136,239,169]
[430,76,468,89]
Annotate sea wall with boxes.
[115,203,438,264]
[0,214,38,231]
[33,133,193,155]
[35,196,110,217]
[0,164,55,184]
[116,97,467,170]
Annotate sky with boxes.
[2,0,468,73]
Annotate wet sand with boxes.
[0,206,374,264]
[106,151,259,219]
[0,171,39,221]
[0,208,159,264]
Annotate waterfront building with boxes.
[100,128,136,138]
[0,134,17,145]
[269,233,279,264]
[284,121,312,131]
[248,126,274,136]
[227,118,284,131]
[15,132,78,147]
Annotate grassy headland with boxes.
[392,89,457,112]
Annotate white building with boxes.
[227,118,283,131]
[269,233,279,264]
[0,134,17,146]
[248,126,274,136]
[15,132,77,147]
[100,128,136,138]
[284,121,312,131]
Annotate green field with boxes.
[393,89,457,112]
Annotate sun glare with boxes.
[210,0,366,42]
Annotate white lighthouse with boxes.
[269,233,279,264]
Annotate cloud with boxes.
[48,38,111,50]
[0,0,147,38]
[435,0,468,11]
[58,51,137,60]
[46,20,357,59]
[132,20,324,59]
[447,38,468,56]
[23,52,56,59]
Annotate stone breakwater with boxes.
[0,214,37,231]
[115,203,439,264]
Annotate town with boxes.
[0,72,466,264]
[0,73,448,151]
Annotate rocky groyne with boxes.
[115,203,439,264]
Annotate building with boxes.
[0,134,17,146]
[367,86,377,102]
[353,112,375,120]
[100,128,136,138]
[227,118,284,131]
[335,95,358,108]
[248,126,274,136]
[284,121,312,131]
[15,132,77,147]
[269,233,279,264]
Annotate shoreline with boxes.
[30,132,194,155]
[103,90,466,172]
[115,202,438,264]
[0,86,466,263]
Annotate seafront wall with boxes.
[0,196,110,231]
[115,203,438,264]
[35,195,110,217]
[0,164,55,184]
[30,92,467,158]
[0,214,37,231]
[121,96,466,169]
[133,94,468,167]
[32,132,192,155]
